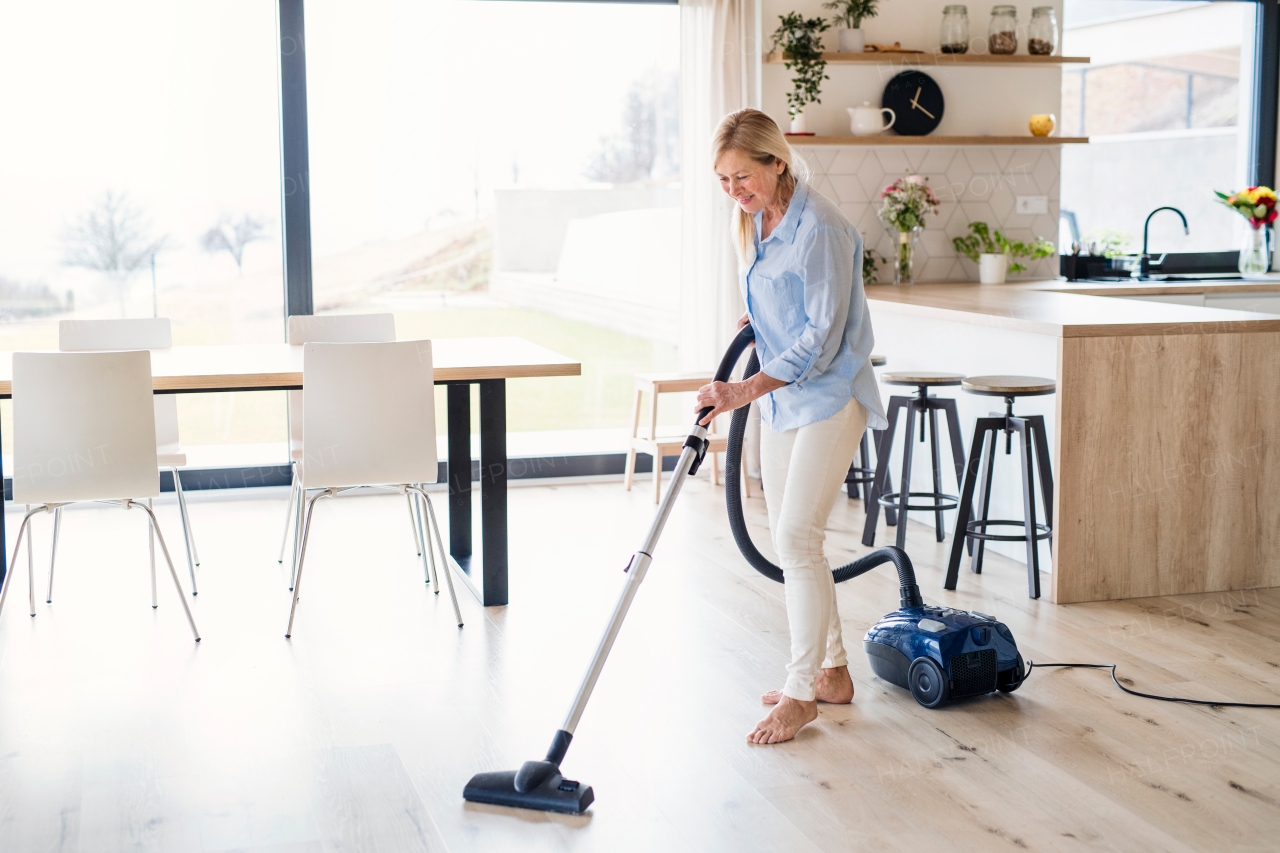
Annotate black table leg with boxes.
[447,383,472,562]
[478,379,508,607]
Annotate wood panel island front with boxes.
[864,281,1280,604]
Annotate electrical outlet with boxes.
[1016,196,1048,215]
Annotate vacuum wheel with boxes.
[908,656,950,708]
[997,654,1025,693]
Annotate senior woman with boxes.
[695,109,887,745]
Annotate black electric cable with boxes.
[1024,661,1280,709]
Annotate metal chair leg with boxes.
[1029,415,1055,555]
[133,501,201,641]
[170,469,197,595]
[46,506,62,604]
[172,467,200,568]
[413,489,439,589]
[285,489,334,638]
[278,462,298,563]
[894,403,919,551]
[290,473,306,591]
[148,498,158,608]
[971,434,998,575]
[862,398,904,546]
[945,419,1002,591]
[927,405,946,542]
[414,488,463,628]
[1,506,48,621]
[1011,418,1042,599]
[407,489,425,557]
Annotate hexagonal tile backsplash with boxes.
[802,146,1060,283]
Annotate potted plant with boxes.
[862,247,882,284]
[771,13,830,133]
[878,173,941,285]
[1215,185,1277,276]
[952,222,1055,284]
[823,0,878,53]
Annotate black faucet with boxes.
[1135,206,1189,278]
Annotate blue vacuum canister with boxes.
[864,606,1024,707]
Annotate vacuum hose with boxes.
[715,325,923,610]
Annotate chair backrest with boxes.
[286,314,396,450]
[58,317,178,453]
[59,318,172,350]
[301,340,436,489]
[12,351,160,504]
[287,313,395,345]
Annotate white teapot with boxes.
[847,102,895,136]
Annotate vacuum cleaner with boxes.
[462,325,1022,814]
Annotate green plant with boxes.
[771,13,830,117]
[952,222,1055,273]
[862,247,881,283]
[1083,228,1134,257]
[822,0,879,29]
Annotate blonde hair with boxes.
[712,109,806,266]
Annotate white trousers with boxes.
[760,396,868,701]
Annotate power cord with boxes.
[1025,661,1280,709]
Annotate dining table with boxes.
[0,337,582,607]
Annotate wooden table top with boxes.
[866,281,1280,337]
[0,337,582,396]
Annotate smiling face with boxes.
[715,148,787,215]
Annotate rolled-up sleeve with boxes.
[761,224,855,386]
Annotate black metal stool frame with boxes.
[846,429,897,525]
[944,395,1054,599]
[861,386,966,550]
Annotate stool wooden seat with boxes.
[944,381,1055,599]
[961,375,1056,396]
[881,371,964,387]
[870,354,887,367]
[625,372,733,503]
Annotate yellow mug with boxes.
[1030,114,1056,137]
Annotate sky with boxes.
[0,0,679,294]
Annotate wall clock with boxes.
[881,70,944,136]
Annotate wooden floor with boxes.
[0,477,1277,853]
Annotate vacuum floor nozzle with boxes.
[463,766,595,814]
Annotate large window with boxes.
[305,0,684,450]
[0,1,287,462]
[1060,0,1261,254]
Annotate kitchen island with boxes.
[865,280,1280,603]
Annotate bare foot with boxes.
[761,666,854,706]
[747,695,818,744]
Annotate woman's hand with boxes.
[694,371,788,426]
[736,312,755,345]
[695,380,749,426]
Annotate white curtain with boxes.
[679,0,761,373]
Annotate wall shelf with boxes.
[765,52,1090,66]
[785,135,1088,146]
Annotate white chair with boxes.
[278,314,417,584]
[285,340,461,638]
[0,351,200,641]
[58,318,200,595]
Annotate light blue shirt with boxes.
[742,179,887,433]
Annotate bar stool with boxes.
[846,355,894,522]
[861,372,967,550]
[943,376,1055,599]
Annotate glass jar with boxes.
[940,5,969,54]
[1029,6,1059,55]
[988,5,1018,55]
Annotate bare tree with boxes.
[62,190,167,316]
[200,214,269,275]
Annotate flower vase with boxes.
[1239,223,1270,277]
[894,227,922,285]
